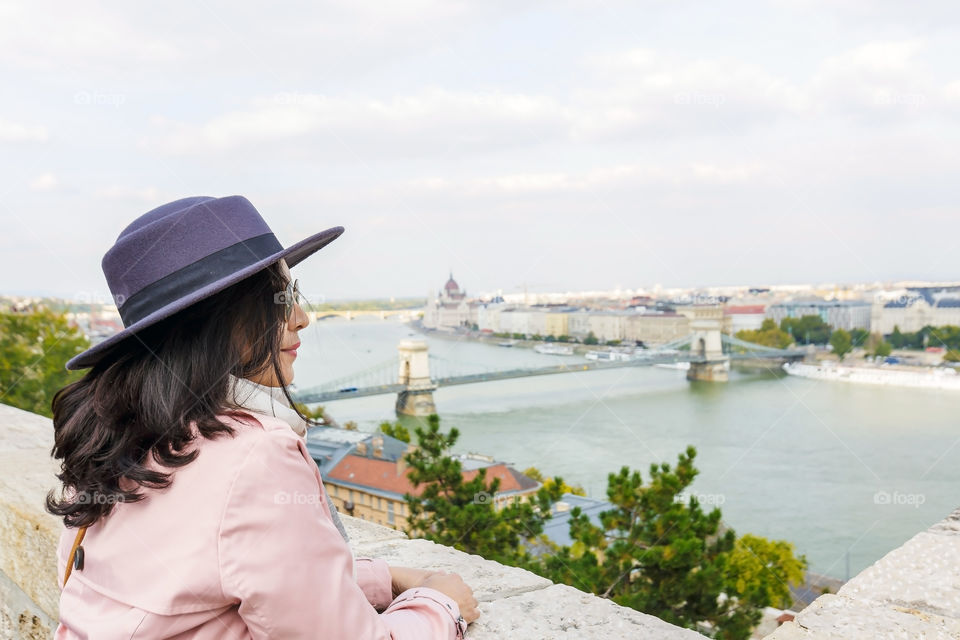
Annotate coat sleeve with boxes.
[355,557,393,611]
[218,429,464,639]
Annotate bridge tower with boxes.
[685,305,729,383]
[395,339,438,416]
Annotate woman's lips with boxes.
[282,342,300,358]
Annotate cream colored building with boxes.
[588,311,627,343]
[624,312,691,345]
[544,311,569,338]
[872,294,960,334]
[567,310,592,339]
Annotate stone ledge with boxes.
[0,402,707,639]
[765,507,960,639]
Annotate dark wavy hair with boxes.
[46,261,312,528]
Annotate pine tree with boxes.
[402,414,563,565]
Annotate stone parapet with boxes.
[0,402,701,639]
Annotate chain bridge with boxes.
[291,308,805,416]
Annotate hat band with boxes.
[117,232,284,327]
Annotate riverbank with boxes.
[409,319,631,357]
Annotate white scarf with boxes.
[226,374,310,437]
[224,374,350,542]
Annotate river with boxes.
[292,316,960,580]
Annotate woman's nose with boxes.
[292,301,310,330]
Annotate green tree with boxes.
[0,307,88,417]
[292,402,331,424]
[889,326,905,349]
[866,334,892,358]
[379,419,411,443]
[735,319,792,349]
[584,331,599,345]
[829,329,853,360]
[849,328,870,347]
[524,466,587,496]
[403,414,563,565]
[944,350,960,363]
[526,447,806,640]
[724,534,807,610]
[781,315,832,345]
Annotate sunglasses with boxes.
[278,278,305,321]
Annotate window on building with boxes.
[387,501,395,525]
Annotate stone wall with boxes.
[3,400,958,639]
[0,403,701,639]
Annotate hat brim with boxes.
[65,225,344,371]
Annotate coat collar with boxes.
[226,374,309,438]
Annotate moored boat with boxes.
[783,361,960,391]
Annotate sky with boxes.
[1,0,958,301]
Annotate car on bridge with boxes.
[338,387,359,393]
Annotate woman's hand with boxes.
[420,571,480,624]
[388,566,480,624]
[388,566,439,599]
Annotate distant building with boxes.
[767,300,871,331]
[530,493,613,553]
[871,287,960,334]
[542,310,565,338]
[566,309,593,340]
[624,311,690,345]
[587,311,628,343]
[723,304,767,334]
[311,429,541,531]
[422,272,479,330]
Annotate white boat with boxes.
[585,349,635,362]
[654,362,691,371]
[498,339,519,347]
[782,362,960,391]
[534,343,575,355]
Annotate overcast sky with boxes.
[2,0,958,301]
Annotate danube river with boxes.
[293,316,960,580]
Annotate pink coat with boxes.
[54,410,466,639]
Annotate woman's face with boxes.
[245,258,309,388]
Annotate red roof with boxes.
[724,305,766,315]
[327,455,537,497]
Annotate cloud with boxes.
[0,117,48,142]
[140,89,571,156]
[28,173,59,191]
[94,186,163,202]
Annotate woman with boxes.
[47,195,479,638]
